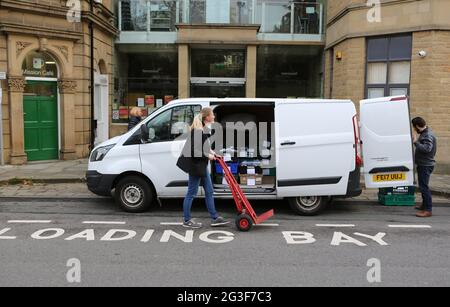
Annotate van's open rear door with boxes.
[360,96,414,188]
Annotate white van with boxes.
[87,96,414,216]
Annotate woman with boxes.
[176,107,229,229]
[128,107,143,131]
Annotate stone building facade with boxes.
[325,0,450,173]
[0,0,116,164]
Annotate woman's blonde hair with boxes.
[130,107,142,117]
[191,107,213,130]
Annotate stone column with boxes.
[8,76,27,165]
[58,79,77,160]
[246,45,257,98]
[178,44,190,98]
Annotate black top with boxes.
[414,128,437,167]
[176,128,211,178]
[128,116,142,131]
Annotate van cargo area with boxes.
[211,103,276,194]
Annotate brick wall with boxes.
[410,30,450,173]
[327,37,366,107]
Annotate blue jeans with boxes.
[417,165,434,212]
[183,172,218,222]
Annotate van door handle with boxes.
[281,141,296,146]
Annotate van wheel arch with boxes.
[113,172,157,196]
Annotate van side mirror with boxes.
[140,124,150,143]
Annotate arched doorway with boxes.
[22,51,59,161]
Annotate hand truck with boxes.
[215,156,274,232]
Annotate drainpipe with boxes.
[89,0,95,151]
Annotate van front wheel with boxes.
[115,176,153,213]
[288,196,326,216]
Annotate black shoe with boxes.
[183,220,202,229]
[211,216,230,227]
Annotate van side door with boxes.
[360,96,414,188]
[275,100,356,197]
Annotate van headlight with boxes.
[90,144,115,162]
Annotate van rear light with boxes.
[390,96,406,102]
[352,115,362,167]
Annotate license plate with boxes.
[373,173,406,182]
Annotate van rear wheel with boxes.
[288,196,326,216]
[115,176,153,213]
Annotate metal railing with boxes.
[118,0,323,35]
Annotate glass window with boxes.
[24,82,57,97]
[22,51,58,78]
[367,63,387,84]
[191,84,245,98]
[113,46,178,124]
[191,49,245,78]
[367,37,388,61]
[256,45,323,98]
[389,61,410,84]
[190,0,206,23]
[171,105,202,139]
[263,2,291,33]
[368,88,385,99]
[389,36,412,60]
[230,0,252,24]
[122,0,148,31]
[390,88,408,97]
[146,109,172,142]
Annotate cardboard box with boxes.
[239,174,263,186]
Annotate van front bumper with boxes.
[86,171,117,197]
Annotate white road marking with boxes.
[255,223,280,227]
[82,221,126,225]
[316,224,356,227]
[388,225,431,229]
[8,220,52,224]
[160,222,184,226]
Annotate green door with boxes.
[23,81,59,161]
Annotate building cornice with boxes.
[325,25,450,50]
[0,23,83,41]
[0,0,118,36]
[326,0,420,28]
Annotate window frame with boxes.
[365,34,412,99]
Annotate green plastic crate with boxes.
[379,186,415,195]
[378,193,416,206]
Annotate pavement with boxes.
[0,159,449,201]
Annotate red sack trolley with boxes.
[215,156,274,231]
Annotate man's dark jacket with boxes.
[414,128,437,167]
[177,129,211,177]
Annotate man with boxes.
[412,117,437,217]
